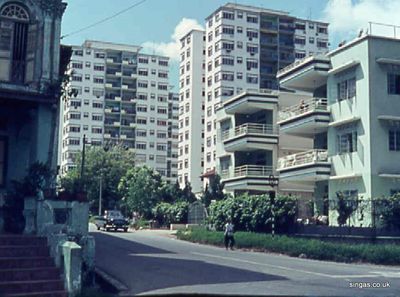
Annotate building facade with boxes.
[277,30,400,226]
[178,29,205,193]
[59,40,178,183]
[177,3,329,194]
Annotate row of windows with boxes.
[65,100,103,109]
[136,117,168,126]
[138,68,168,78]
[137,80,169,90]
[138,56,169,67]
[73,49,105,59]
[294,37,328,48]
[295,22,328,34]
[64,112,103,121]
[207,41,259,57]
[208,10,259,27]
[207,72,258,87]
[136,142,168,151]
[71,61,105,71]
[63,125,103,135]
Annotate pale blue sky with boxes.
[60,0,360,90]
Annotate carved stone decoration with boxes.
[34,0,66,17]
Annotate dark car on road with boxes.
[94,210,129,232]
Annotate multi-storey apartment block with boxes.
[60,40,178,183]
[175,3,327,196]
[178,29,206,193]
[276,26,400,226]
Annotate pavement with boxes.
[90,224,400,296]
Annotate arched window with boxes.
[0,3,29,21]
[0,3,32,84]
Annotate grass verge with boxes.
[177,227,400,265]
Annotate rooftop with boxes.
[205,2,289,20]
[82,40,142,53]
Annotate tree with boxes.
[208,174,225,201]
[60,144,135,214]
[118,166,164,219]
[201,184,213,208]
[181,180,197,203]
[159,180,183,203]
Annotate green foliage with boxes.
[152,201,189,226]
[60,145,135,213]
[159,180,184,203]
[334,191,357,226]
[181,180,197,203]
[118,166,164,219]
[375,194,400,230]
[177,228,400,265]
[208,194,297,233]
[12,162,53,196]
[201,175,226,207]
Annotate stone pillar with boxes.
[62,241,82,296]
[23,197,37,234]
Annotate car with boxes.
[94,210,129,232]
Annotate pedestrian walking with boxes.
[224,218,235,250]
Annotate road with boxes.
[91,225,400,296]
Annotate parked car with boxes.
[94,210,129,232]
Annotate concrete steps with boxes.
[0,235,67,297]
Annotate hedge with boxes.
[177,227,400,265]
[208,193,297,233]
[152,201,189,226]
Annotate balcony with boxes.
[277,149,331,182]
[277,55,331,92]
[278,98,330,137]
[221,165,276,192]
[222,123,278,152]
[222,91,278,115]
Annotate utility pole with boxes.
[98,176,102,216]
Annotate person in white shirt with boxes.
[224,218,235,250]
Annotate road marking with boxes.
[190,252,383,279]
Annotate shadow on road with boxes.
[93,232,287,295]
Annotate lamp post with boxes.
[268,174,279,239]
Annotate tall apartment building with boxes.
[59,40,178,184]
[276,27,400,225]
[177,3,328,193]
[178,30,206,193]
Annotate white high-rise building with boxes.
[178,3,329,193]
[59,40,178,184]
[178,30,206,193]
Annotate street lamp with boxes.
[267,174,279,239]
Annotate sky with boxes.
[61,0,400,90]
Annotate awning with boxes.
[330,173,362,180]
[378,115,400,121]
[379,173,400,179]
[328,60,360,75]
[376,57,400,65]
[329,116,361,127]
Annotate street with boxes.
[91,225,400,296]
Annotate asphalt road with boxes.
[91,225,400,296]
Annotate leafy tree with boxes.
[209,174,225,201]
[159,180,184,203]
[375,194,400,230]
[181,180,197,203]
[118,166,164,219]
[152,201,189,226]
[334,191,357,226]
[201,184,213,208]
[60,144,135,213]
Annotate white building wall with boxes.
[178,30,205,193]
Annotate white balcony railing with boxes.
[222,123,278,141]
[278,97,328,122]
[277,54,329,77]
[221,165,273,179]
[278,149,329,170]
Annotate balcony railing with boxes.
[222,123,277,141]
[278,149,329,170]
[278,97,328,122]
[277,55,316,77]
[221,165,274,179]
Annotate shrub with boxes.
[208,193,297,233]
[177,228,400,265]
[375,194,400,230]
[152,201,189,226]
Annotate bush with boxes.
[152,201,189,226]
[177,228,400,265]
[208,193,297,233]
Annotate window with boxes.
[222,11,234,20]
[246,29,258,39]
[247,15,258,23]
[295,51,306,59]
[85,62,91,68]
[247,44,258,54]
[295,22,306,30]
[159,60,168,67]
[337,130,358,154]
[317,40,328,48]
[92,101,103,108]
[93,76,104,84]
[0,138,6,186]
[295,37,306,45]
[389,130,400,151]
[309,37,315,44]
[237,26,243,34]
[318,26,328,34]
[92,114,103,121]
[71,62,83,69]
[136,142,147,150]
[138,57,148,64]
[337,77,356,100]
[222,25,234,35]
[388,73,400,95]
[92,127,102,134]
[246,74,258,84]
[138,69,148,76]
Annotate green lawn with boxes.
[177,227,400,265]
